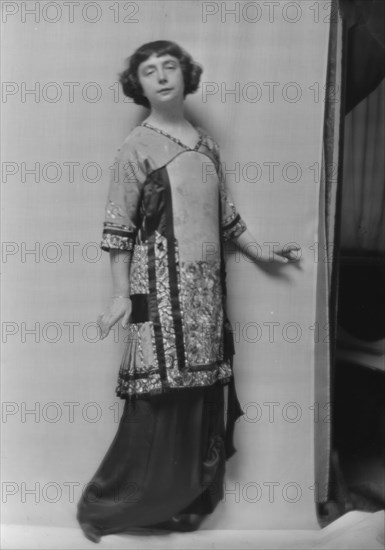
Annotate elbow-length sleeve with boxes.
[211,139,247,242]
[100,141,145,252]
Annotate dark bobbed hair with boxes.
[119,40,203,108]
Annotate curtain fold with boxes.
[314,0,345,507]
[340,79,385,253]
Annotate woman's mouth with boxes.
[158,88,173,94]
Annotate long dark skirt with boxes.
[76,381,237,536]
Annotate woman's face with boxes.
[137,54,185,108]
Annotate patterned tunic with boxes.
[100,123,247,398]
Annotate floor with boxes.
[1,510,384,550]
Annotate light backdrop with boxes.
[2,0,334,531]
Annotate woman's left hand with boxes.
[234,230,302,265]
[272,244,301,264]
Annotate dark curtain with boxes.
[316,0,385,524]
[341,81,385,254]
[323,0,385,521]
[339,0,385,114]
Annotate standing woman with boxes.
[77,40,299,543]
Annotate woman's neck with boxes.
[145,103,189,131]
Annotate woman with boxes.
[77,40,299,543]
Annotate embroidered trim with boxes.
[103,221,134,232]
[116,359,232,398]
[154,232,179,375]
[222,217,247,242]
[101,220,137,251]
[130,244,149,295]
[100,233,135,252]
[141,122,203,152]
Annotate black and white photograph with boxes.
[1,0,384,548]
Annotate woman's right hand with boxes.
[97,297,132,340]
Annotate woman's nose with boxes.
[157,69,167,83]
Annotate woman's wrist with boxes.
[111,284,130,299]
